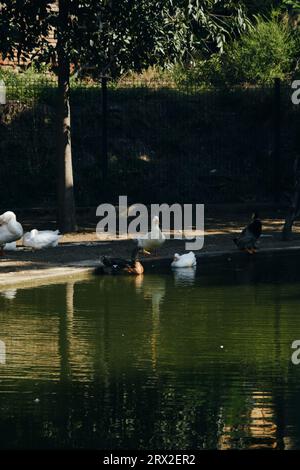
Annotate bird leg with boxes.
[0,247,4,257]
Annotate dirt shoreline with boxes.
[0,215,300,277]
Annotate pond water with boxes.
[1,253,300,450]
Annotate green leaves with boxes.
[221,17,296,85]
[0,0,279,79]
[156,0,251,61]
[0,1,54,63]
[282,0,300,9]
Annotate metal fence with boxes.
[0,77,299,208]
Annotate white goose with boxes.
[171,251,197,268]
[23,229,61,250]
[0,211,23,255]
[136,216,165,255]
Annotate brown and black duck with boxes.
[233,213,262,254]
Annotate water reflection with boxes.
[0,256,300,449]
[0,340,5,365]
[139,276,166,370]
[249,391,277,449]
[173,267,196,286]
[0,288,17,300]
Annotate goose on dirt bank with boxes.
[23,229,61,250]
[0,211,23,256]
[171,251,197,268]
[135,216,165,256]
[233,213,262,254]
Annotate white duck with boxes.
[136,215,165,255]
[23,229,61,250]
[171,251,197,268]
[0,211,23,255]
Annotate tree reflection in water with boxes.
[0,255,300,449]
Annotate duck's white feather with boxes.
[0,211,23,246]
[136,216,165,251]
[171,251,197,268]
[4,241,17,251]
[23,229,61,250]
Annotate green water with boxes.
[1,254,300,450]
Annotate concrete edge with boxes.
[0,244,299,291]
[0,265,95,291]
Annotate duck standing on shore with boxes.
[135,215,165,256]
[0,211,23,256]
[233,213,262,254]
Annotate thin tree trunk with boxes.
[282,157,300,240]
[57,0,77,232]
[282,189,300,240]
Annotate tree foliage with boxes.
[78,0,252,76]
[223,17,296,84]
[0,1,253,77]
[282,0,300,9]
[0,1,298,79]
[0,1,52,62]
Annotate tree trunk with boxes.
[282,188,300,240]
[57,0,77,233]
[282,157,300,240]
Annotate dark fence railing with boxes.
[0,77,299,208]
